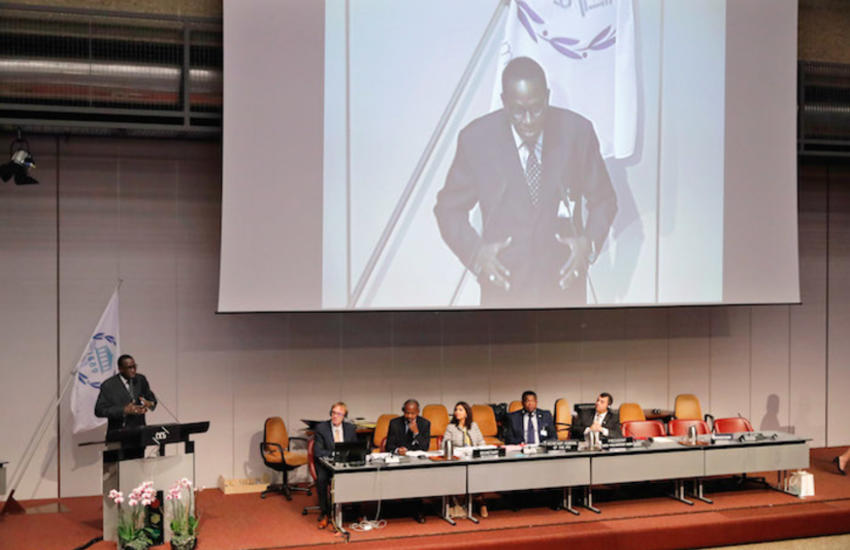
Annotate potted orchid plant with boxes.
[166,477,199,550]
[108,481,160,550]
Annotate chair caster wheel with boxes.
[302,510,308,516]
[307,490,313,496]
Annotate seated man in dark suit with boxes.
[313,402,358,530]
[94,354,157,434]
[572,392,622,440]
[386,399,431,455]
[385,398,431,523]
[506,390,556,445]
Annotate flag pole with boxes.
[347,0,511,308]
[2,283,121,515]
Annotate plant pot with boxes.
[170,537,197,550]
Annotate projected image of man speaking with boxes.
[434,57,617,307]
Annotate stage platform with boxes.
[2,448,849,550]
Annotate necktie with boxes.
[525,142,541,207]
[595,413,603,426]
[333,427,342,443]
[128,378,137,402]
[525,413,536,444]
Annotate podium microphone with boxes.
[154,397,180,424]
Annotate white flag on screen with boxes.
[493,0,637,159]
[70,289,120,434]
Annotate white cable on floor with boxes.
[349,462,387,531]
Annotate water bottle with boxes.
[443,438,454,460]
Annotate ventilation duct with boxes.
[0,4,222,138]
[798,61,850,157]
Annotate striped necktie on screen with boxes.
[524,142,541,207]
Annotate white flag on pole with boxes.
[493,0,637,159]
[70,289,120,434]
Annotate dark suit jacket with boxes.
[313,420,358,461]
[434,107,617,307]
[506,409,557,445]
[571,409,622,439]
[385,416,431,453]
[94,373,157,433]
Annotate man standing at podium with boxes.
[95,354,157,433]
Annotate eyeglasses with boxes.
[331,410,346,417]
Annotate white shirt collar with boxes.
[511,124,544,155]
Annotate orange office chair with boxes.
[713,417,754,433]
[668,419,710,436]
[618,402,645,423]
[260,417,310,500]
[372,414,396,452]
[553,398,572,441]
[472,404,503,445]
[622,420,666,440]
[302,437,320,516]
[508,400,523,413]
[423,404,449,451]
[674,393,714,429]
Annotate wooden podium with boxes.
[100,422,209,543]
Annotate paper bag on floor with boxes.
[785,470,815,498]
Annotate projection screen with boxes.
[220,0,799,312]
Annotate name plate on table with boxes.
[737,432,779,443]
[542,440,579,452]
[604,437,635,449]
[473,447,506,459]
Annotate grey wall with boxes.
[0,137,847,500]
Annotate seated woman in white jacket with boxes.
[444,401,485,447]
[444,401,488,517]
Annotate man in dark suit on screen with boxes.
[94,354,157,434]
[572,392,622,440]
[506,390,556,445]
[313,402,358,529]
[434,56,617,307]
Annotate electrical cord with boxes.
[348,461,386,532]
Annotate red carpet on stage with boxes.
[3,448,850,550]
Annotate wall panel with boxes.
[0,138,844,501]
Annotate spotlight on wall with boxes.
[0,128,38,185]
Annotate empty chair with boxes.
[472,404,503,445]
[372,414,397,452]
[422,404,449,451]
[618,402,645,423]
[508,400,523,413]
[621,419,665,440]
[260,417,310,500]
[713,417,754,433]
[673,394,703,420]
[668,419,710,436]
[553,398,572,441]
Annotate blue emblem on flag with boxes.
[77,332,118,389]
